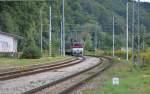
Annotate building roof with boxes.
[0,31,23,39]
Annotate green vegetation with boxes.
[140,52,150,67]
[0,56,74,67]
[83,50,150,94]
[82,61,150,94]
[0,1,149,53]
[21,46,42,59]
[84,49,131,59]
[103,50,132,59]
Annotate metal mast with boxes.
[132,0,135,63]
[62,0,65,56]
[126,0,129,61]
[49,6,52,56]
[94,29,97,52]
[142,18,145,51]
[40,8,43,53]
[137,0,140,64]
[61,21,63,55]
[113,16,115,57]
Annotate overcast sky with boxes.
[135,0,150,3]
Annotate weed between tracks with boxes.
[77,60,150,94]
[0,56,74,69]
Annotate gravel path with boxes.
[0,57,100,94]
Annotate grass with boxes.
[82,61,150,94]
[0,56,75,68]
[82,51,150,94]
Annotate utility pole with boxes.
[76,30,78,41]
[126,0,129,61]
[137,0,140,64]
[94,29,97,52]
[141,18,145,51]
[49,6,52,57]
[142,25,145,51]
[132,0,135,63]
[113,16,115,57]
[62,0,65,56]
[40,8,43,53]
[60,21,63,55]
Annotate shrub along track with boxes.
[0,57,85,81]
[22,57,113,94]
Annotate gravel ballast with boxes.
[0,57,100,94]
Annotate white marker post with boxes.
[112,77,119,85]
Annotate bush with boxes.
[103,50,132,59]
[21,46,42,59]
[140,52,150,67]
[103,51,112,56]
[115,50,132,58]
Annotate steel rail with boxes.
[61,57,113,94]
[22,57,109,94]
[0,57,85,81]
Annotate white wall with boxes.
[0,34,17,52]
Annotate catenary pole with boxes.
[126,0,129,61]
[94,29,97,52]
[132,0,135,63]
[137,0,140,64]
[142,18,145,51]
[49,6,52,56]
[113,16,115,57]
[61,21,63,55]
[62,0,65,56]
[40,8,43,53]
[74,26,77,41]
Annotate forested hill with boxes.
[0,0,149,52]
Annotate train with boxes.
[65,42,84,56]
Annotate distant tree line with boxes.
[0,0,149,54]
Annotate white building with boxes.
[0,31,18,53]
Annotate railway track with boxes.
[0,57,85,81]
[22,57,113,94]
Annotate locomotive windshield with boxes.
[72,43,83,48]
